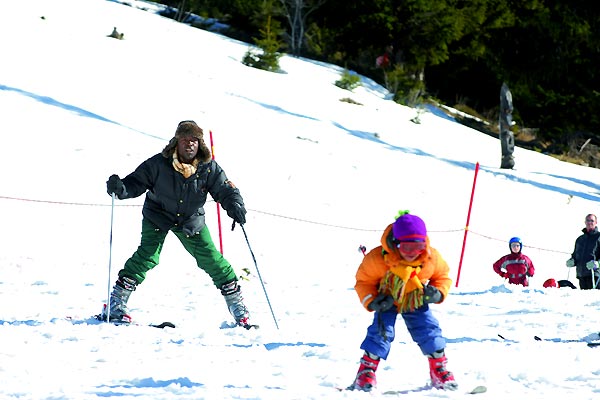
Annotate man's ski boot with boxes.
[221,280,255,329]
[428,350,458,390]
[348,351,380,392]
[100,276,137,324]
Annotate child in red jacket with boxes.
[493,237,535,286]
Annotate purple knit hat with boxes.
[392,211,427,242]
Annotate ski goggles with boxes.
[396,241,427,255]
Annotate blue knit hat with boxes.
[392,211,427,242]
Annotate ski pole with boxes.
[456,162,479,287]
[209,130,224,254]
[240,224,279,329]
[106,192,116,323]
[358,245,367,256]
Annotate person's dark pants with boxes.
[578,276,600,290]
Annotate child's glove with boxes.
[368,294,395,312]
[423,285,442,304]
[586,260,599,271]
[566,258,576,268]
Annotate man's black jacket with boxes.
[571,227,600,278]
[119,153,244,237]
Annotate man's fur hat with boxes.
[161,120,211,163]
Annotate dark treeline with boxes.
[160,0,600,150]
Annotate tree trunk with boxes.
[499,82,515,169]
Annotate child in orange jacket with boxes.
[348,211,457,392]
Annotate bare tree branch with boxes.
[279,0,326,55]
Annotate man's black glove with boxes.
[106,174,125,197]
[368,293,395,312]
[423,285,442,304]
[227,202,246,225]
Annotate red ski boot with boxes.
[428,350,458,390]
[349,352,380,392]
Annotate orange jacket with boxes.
[355,224,452,312]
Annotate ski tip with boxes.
[534,335,542,341]
[151,321,176,329]
[469,385,487,394]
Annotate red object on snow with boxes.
[543,278,558,288]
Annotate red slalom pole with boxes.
[455,161,480,287]
[209,130,224,254]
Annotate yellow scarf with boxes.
[172,151,199,178]
[379,255,425,313]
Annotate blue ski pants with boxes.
[360,304,446,359]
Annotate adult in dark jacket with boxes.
[103,120,252,327]
[566,214,600,290]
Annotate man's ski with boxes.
[93,314,176,328]
[220,320,259,330]
[65,315,175,329]
[149,321,177,329]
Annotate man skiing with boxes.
[492,237,535,286]
[103,120,252,327]
[348,211,457,392]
